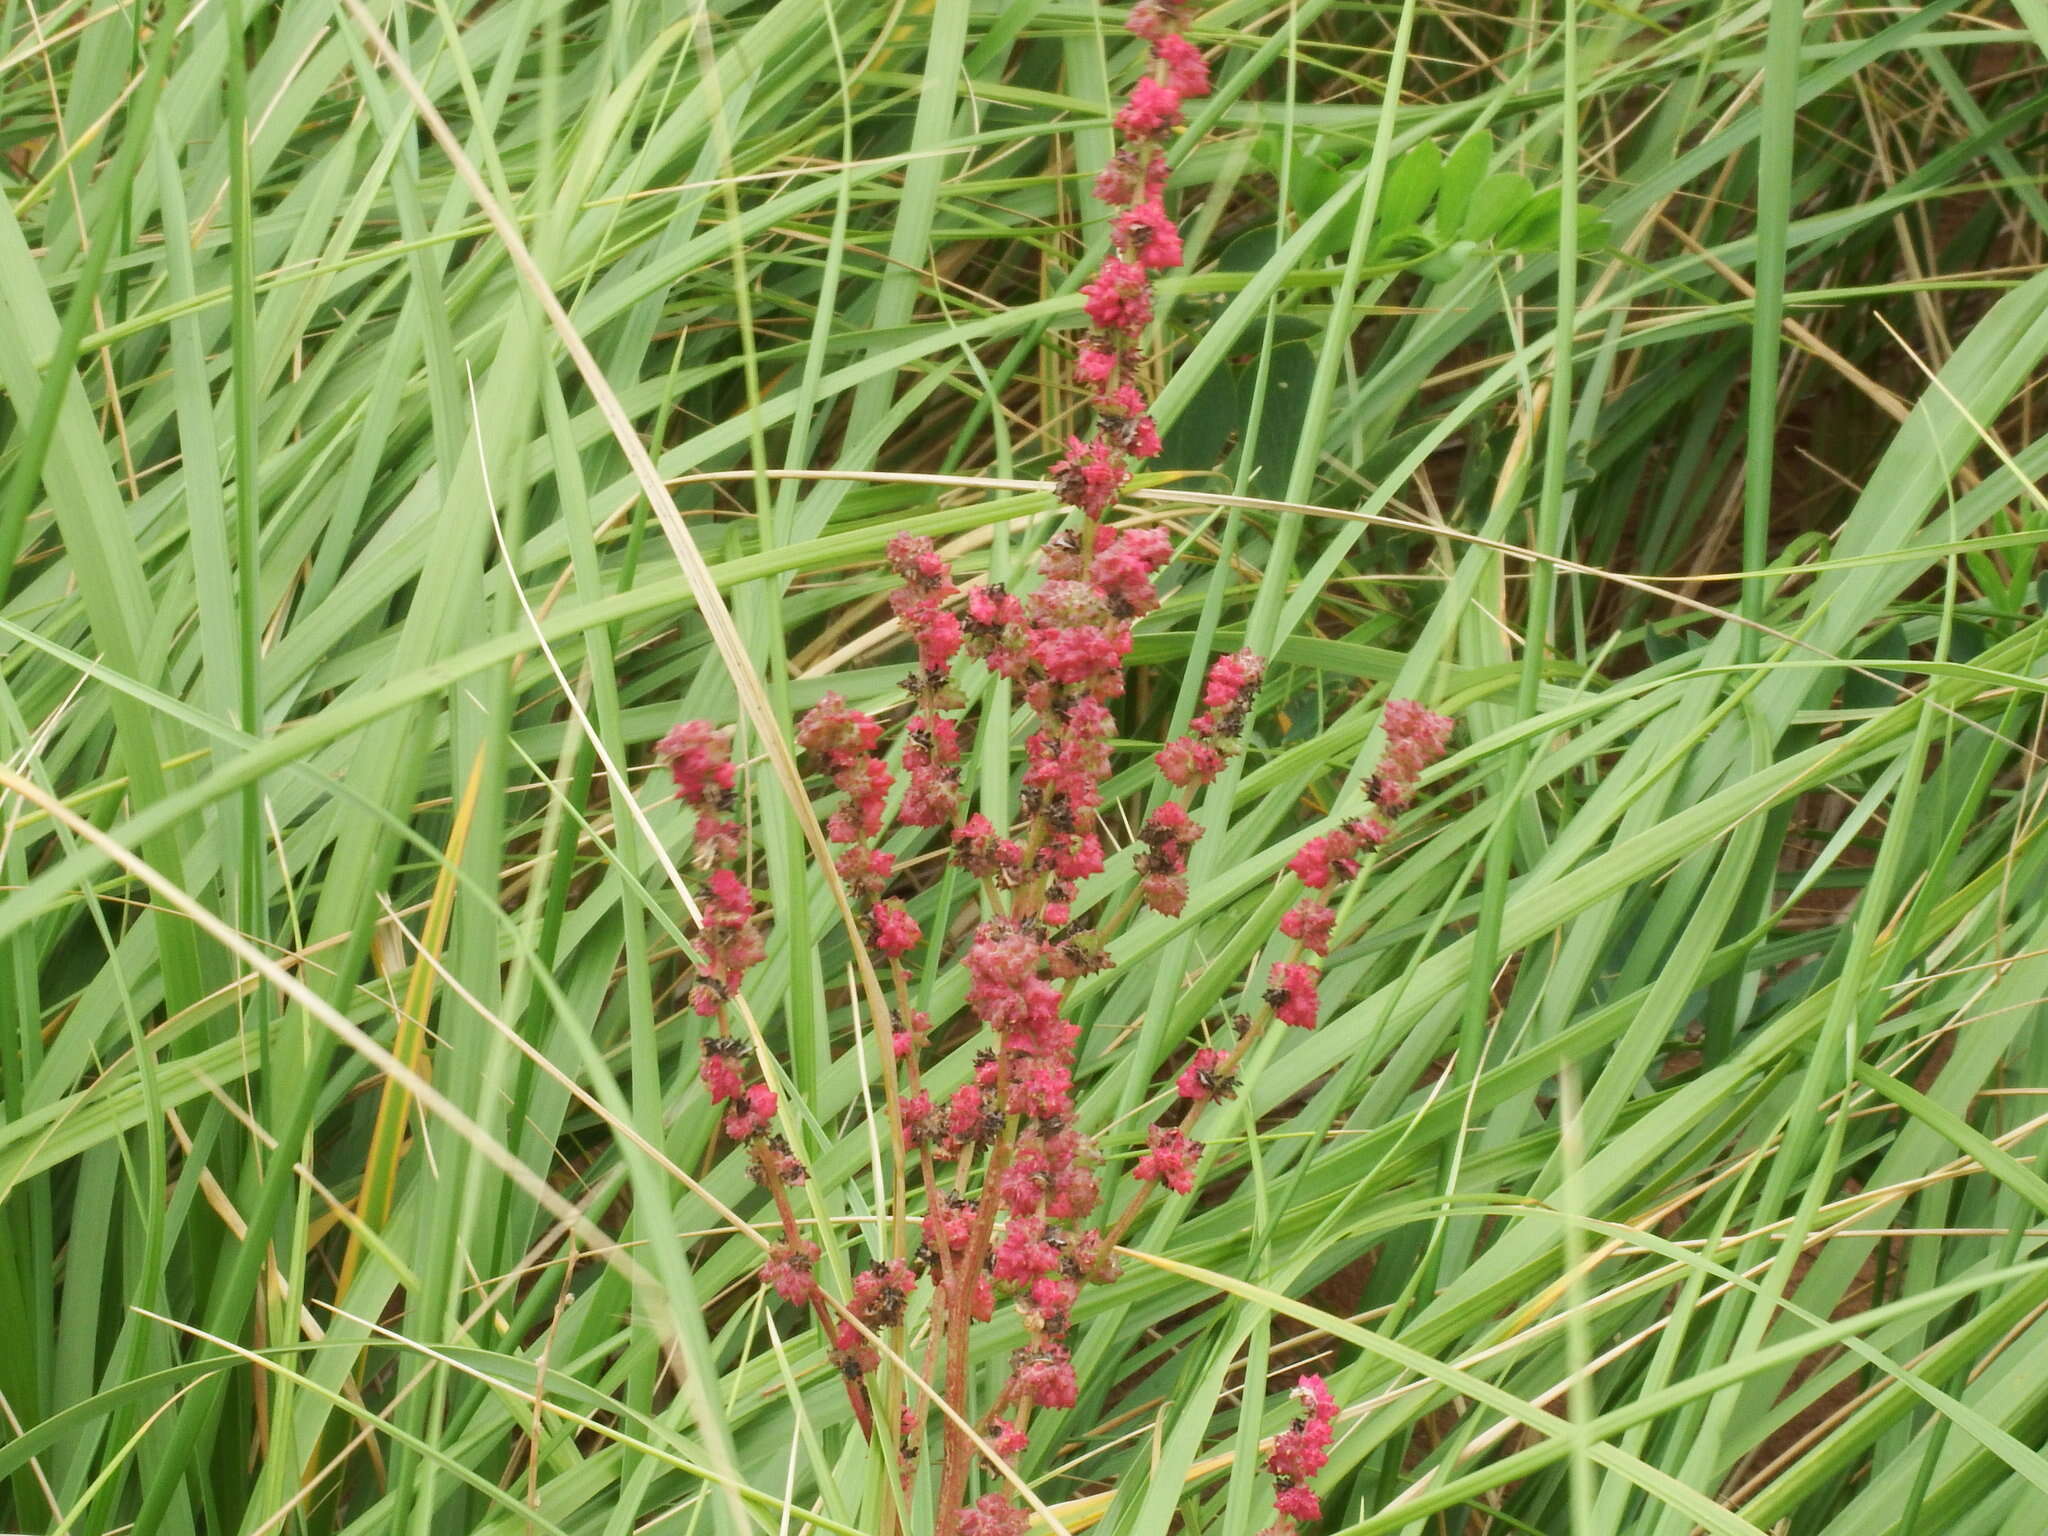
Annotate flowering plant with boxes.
[656,5,1452,1530]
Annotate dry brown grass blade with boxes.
[334,744,486,1300]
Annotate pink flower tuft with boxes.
[696,868,766,999]
[954,813,1025,880]
[1272,1485,1322,1523]
[1089,523,1173,615]
[1076,345,1121,385]
[723,1081,779,1140]
[1114,198,1184,270]
[967,583,1026,632]
[759,1237,820,1306]
[870,901,922,956]
[1051,833,1106,882]
[1266,961,1321,1029]
[849,1258,919,1328]
[1135,799,1202,916]
[898,713,962,825]
[1176,1046,1234,1102]
[886,533,952,590]
[1156,735,1227,787]
[1372,699,1455,809]
[1154,33,1211,98]
[698,1042,745,1103]
[795,693,881,763]
[1115,75,1184,139]
[1080,258,1154,336]
[1204,649,1264,710]
[1026,621,1131,688]
[1134,1124,1201,1194]
[657,720,736,806]
[1011,1344,1078,1409]
[834,845,894,895]
[1093,148,1146,207]
[1050,433,1132,518]
[1285,819,1386,890]
[901,1089,935,1147]
[1263,1372,1341,1528]
[958,1495,1030,1536]
[1126,0,1194,42]
[1268,1371,1341,1485]
[1279,900,1337,956]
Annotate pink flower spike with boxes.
[958,1496,1030,1536]
[1203,648,1266,711]
[1113,199,1184,270]
[1266,961,1321,1029]
[1273,1485,1322,1523]
[885,533,952,590]
[1265,1372,1342,1526]
[869,901,921,956]
[656,720,736,806]
[1011,1344,1078,1408]
[1115,76,1184,139]
[1279,900,1337,956]
[1049,433,1132,518]
[1154,34,1211,98]
[795,692,882,763]
[1371,699,1456,810]
[698,1043,745,1103]
[1126,0,1194,42]
[1093,149,1146,206]
[759,1237,820,1306]
[1287,836,1335,889]
[1080,258,1154,336]
[1134,1124,1201,1194]
[722,1081,779,1141]
[1176,1046,1234,1102]
[1156,735,1227,788]
[1076,345,1120,385]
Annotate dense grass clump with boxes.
[2,2,2045,1534]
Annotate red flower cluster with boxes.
[1264,961,1321,1031]
[657,723,795,1184]
[1175,1045,1235,1102]
[1133,1124,1200,1193]
[1136,799,1203,915]
[1373,698,1456,811]
[690,868,765,1016]
[958,1494,1030,1536]
[798,692,891,843]
[657,723,761,1010]
[1061,0,1210,509]
[1157,647,1265,788]
[760,1237,820,1306]
[656,719,739,857]
[889,534,968,827]
[1273,700,1454,1029]
[1262,1374,1341,1530]
[723,1081,779,1141]
[870,900,922,956]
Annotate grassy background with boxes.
[3,1,2047,1533]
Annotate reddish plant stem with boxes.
[753,1145,876,1437]
[933,1090,1019,1535]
